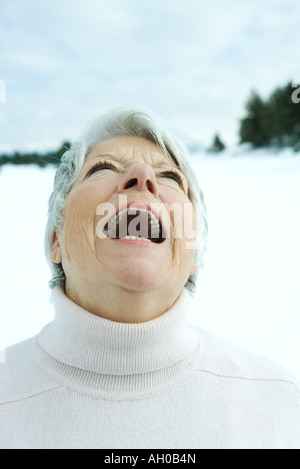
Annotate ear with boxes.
[50,230,62,264]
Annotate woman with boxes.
[0,108,299,449]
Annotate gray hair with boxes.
[44,107,207,293]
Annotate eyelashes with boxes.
[85,160,185,189]
[158,170,184,188]
[85,160,117,178]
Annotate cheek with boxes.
[64,181,115,226]
[161,190,196,242]
[61,187,106,259]
[64,192,94,233]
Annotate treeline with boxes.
[1,80,300,166]
[239,80,300,151]
[208,80,300,153]
[0,141,71,169]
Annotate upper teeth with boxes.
[105,206,161,240]
[123,236,152,242]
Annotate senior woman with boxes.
[0,108,299,449]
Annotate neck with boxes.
[34,285,203,399]
[65,280,181,323]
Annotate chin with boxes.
[114,261,166,292]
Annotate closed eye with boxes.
[158,170,184,188]
[85,160,117,178]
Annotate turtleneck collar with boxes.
[33,287,203,400]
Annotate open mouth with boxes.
[103,205,166,244]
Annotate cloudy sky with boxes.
[1,0,300,151]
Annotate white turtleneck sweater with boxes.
[0,287,299,449]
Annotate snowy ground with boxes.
[0,146,300,379]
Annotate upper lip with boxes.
[116,201,162,225]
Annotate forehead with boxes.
[85,135,177,167]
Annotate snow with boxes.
[0,147,300,379]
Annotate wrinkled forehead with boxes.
[84,135,178,168]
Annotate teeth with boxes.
[104,206,162,241]
[123,236,151,242]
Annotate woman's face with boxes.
[53,135,198,300]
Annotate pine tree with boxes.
[239,82,300,151]
[208,133,226,153]
[239,91,270,147]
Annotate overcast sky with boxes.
[1,0,300,151]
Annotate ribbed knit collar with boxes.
[34,287,203,400]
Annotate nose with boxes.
[117,164,159,197]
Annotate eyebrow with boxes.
[85,153,121,164]
[85,153,178,169]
